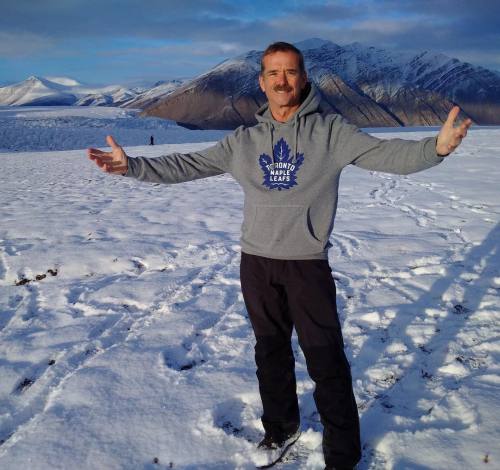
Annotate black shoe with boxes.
[324,466,356,470]
[255,428,301,468]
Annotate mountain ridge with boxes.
[2,39,499,127]
[141,39,500,128]
[0,76,184,108]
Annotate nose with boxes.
[276,71,288,85]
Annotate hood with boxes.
[254,83,326,166]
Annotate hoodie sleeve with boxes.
[124,132,236,184]
[332,115,445,175]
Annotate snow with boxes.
[0,77,141,107]
[0,117,499,469]
[122,79,190,108]
[0,74,188,108]
[0,106,230,152]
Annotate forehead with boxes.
[262,50,302,71]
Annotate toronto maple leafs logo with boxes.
[259,138,304,190]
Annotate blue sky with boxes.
[1,0,499,86]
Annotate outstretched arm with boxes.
[87,133,234,184]
[333,106,473,175]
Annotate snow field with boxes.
[0,106,230,153]
[0,128,499,469]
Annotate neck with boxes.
[269,104,301,123]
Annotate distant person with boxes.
[150,135,154,145]
[88,42,471,470]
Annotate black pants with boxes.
[240,252,361,468]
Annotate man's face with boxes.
[259,51,307,110]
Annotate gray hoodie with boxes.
[125,84,444,260]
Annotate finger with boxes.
[89,155,113,161]
[104,160,124,167]
[89,154,115,163]
[95,157,121,168]
[461,119,473,131]
[456,124,470,139]
[104,163,127,174]
[445,106,460,127]
[107,165,128,174]
[106,135,120,149]
[88,148,110,158]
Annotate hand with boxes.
[436,106,472,156]
[88,135,129,175]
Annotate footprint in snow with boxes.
[131,257,147,275]
[212,398,261,443]
[14,377,35,394]
[162,344,206,372]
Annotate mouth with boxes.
[274,86,293,93]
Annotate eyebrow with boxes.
[265,68,299,73]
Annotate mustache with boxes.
[273,85,293,92]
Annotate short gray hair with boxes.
[260,42,305,74]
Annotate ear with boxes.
[259,74,266,93]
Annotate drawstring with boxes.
[269,122,275,164]
[294,115,299,163]
[267,113,300,164]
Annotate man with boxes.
[88,42,471,469]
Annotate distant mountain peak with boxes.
[0,75,140,107]
[26,75,43,82]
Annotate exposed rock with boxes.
[141,40,500,129]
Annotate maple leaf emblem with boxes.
[258,138,304,190]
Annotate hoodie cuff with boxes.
[123,157,137,177]
[423,136,447,165]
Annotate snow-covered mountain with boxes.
[142,39,500,128]
[121,78,190,109]
[0,76,185,108]
[4,39,499,127]
[0,76,80,106]
[139,50,266,129]
[74,87,137,107]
